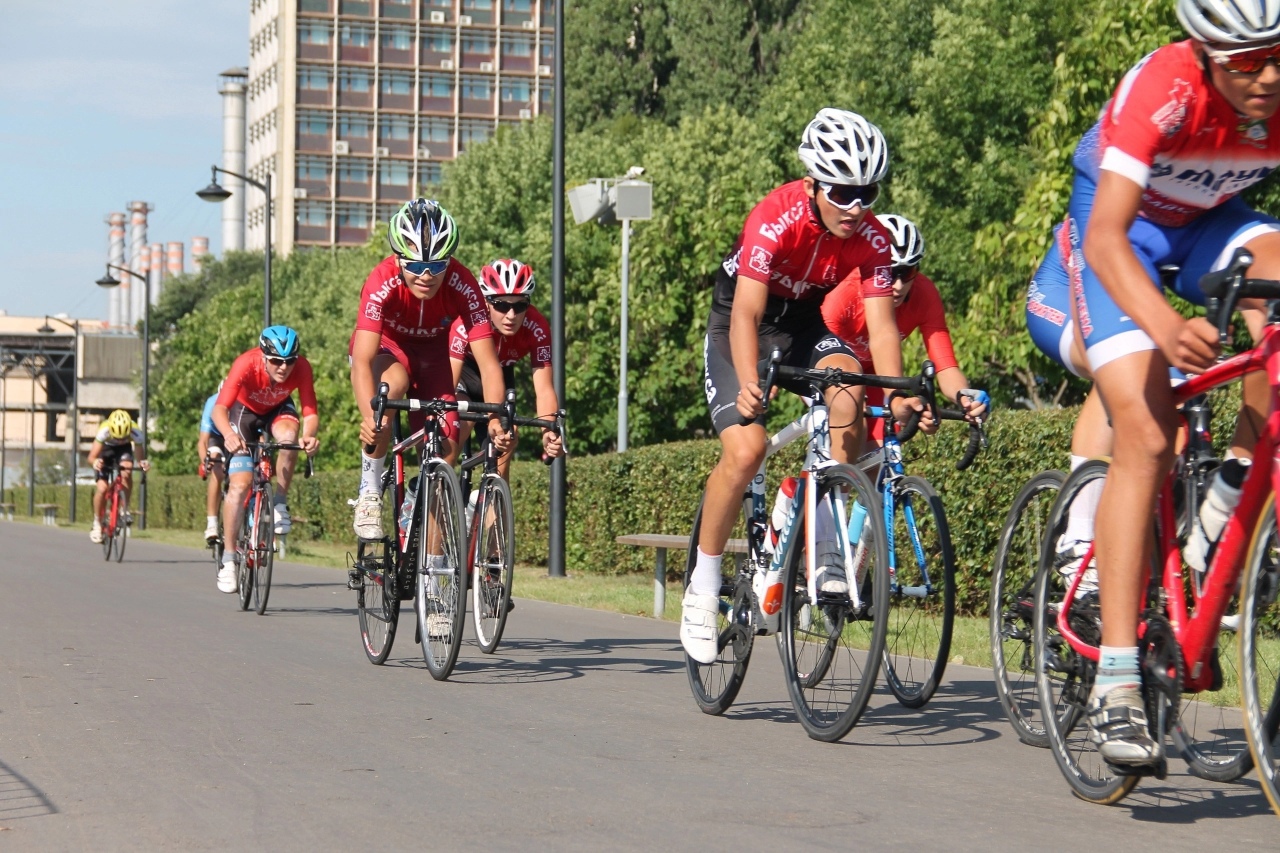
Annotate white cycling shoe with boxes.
[815,544,849,595]
[204,520,219,541]
[353,493,384,540]
[273,502,291,535]
[680,590,720,664]
[217,561,238,594]
[89,524,103,544]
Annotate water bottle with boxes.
[465,488,479,532]
[754,477,800,633]
[398,477,419,539]
[766,477,799,554]
[846,500,869,547]
[1186,458,1250,573]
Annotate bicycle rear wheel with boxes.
[1240,493,1280,816]
[356,538,400,664]
[991,469,1063,748]
[883,475,955,708]
[683,495,754,716]
[418,461,468,680]
[471,474,515,654]
[237,495,256,611]
[1034,459,1139,804]
[779,463,888,742]
[112,489,127,563]
[253,486,275,615]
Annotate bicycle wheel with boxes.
[100,495,113,561]
[1241,493,1280,816]
[417,461,468,680]
[253,486,275,615]
[883,475,956,708]
[356,538,400,664]
[779,463,889,742]
[990,469,1064,748]
[683,495,754,716]
[471,474,515,654]
[1034,459,1139,804]
[112,488,127,563]
[237,495,256,611]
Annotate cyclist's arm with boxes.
[1084,170,1218,372]
[197,432,209,459]
[865,296,919,424]
[87,439,103,464]
[211,403,234,440]
[299,412,319,447]
[531,361,563,457]
[450,356,465,389]
[470,336,510,446]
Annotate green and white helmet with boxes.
[388,199,458,262]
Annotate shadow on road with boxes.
[0,758,57,823]
[1120,778,1274,823]
[375,636,684,684]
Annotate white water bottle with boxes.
[398,477,419,539]
[1186,458,1250,573]
[465,489,479,532]
[754,477,799,633]
[767,477,799,554]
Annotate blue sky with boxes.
[0,0,247,321]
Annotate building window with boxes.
[419,72,453,111]
[338,112,373,153]
[295,201,332,243]
[462,0,494,24]
[500,79,529,101]
[296,156,333,196]
[337,159,373,197]
[501,0,533,26]
[421,0,452,19]
[421,116,453,142]
[500,33,533,71]
[339,0,372,15]
[337,202,372,243]
[381,0,413,18]
[298,21,334,60]
[380,25,414,63]
[459,76,491,101]
[300,0,333,12]
[461,34,491,56]
[297,66,333,105]
[379,115,414,154]
[458,119,492,151]
[338,68,373,106]
[379,160,413,201]
[297,110,333,150]
[417,161,443,190]
[339,23,374,61]
[380,71,414,109]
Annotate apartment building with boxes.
[246,0,555,253]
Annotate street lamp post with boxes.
[37,315,80,523]
[197,166,273,327]
[97,264,150,530]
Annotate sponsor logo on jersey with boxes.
[450,336,467,356]
[367,275,400,305]
[1026,286,1067,327]
[748,246,773,276]
[1241,119,1269,147]
[536,345,551,364]
[872,265,893,289]
[722,247,741,278]
[856,219,889,253]
[364,302,382,322]
[757,200,809,242]
[814,337,842,352]
[1151,78,1192,137]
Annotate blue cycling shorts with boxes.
[1026,170,1280,374]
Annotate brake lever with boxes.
[760,348,783,414]
[365,381,389,453]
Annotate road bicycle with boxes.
[684,353,977,741]
[1034,247,1275,805]
[457,389,565,654]
[860,387,984,708]
[231,440,311,616]
[97,460,135,563]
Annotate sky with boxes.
[0,0,247,322]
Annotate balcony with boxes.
[300,0,333,13]
[297,67,333,106]
[338,70,374,107]
[295,160,333,198]
[295,202,332,243]
[339,24,374,62]
[380,73,414,110]
[340,0,373,15]
[461,0,494,24]
[337,114,374,154]
[420,28,455,66]
[297,114,333,152]
[501,0,534,26]
[337,203,372,244]
[381,0,414,18]
[500,35,534,72]
[298,22,334,61]
[421,0,453,23]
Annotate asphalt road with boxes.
[0,522,1275,850]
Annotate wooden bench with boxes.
[0,503,14,521]
[33,503,59,527]
[615,534,749,619]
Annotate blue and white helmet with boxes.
[260,325,300,359]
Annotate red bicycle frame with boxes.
[1056,325,1278,694]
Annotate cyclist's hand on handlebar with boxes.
[958,389,990,423]
[1162,316,1221,374]
[93,458,104,472]
[359,413,381,447]
[541,428,564,459]
[223,432,245,456]
[488,416,514,453]
[893,395,938,434]
[300,435,320,455]
[736,380,766,419]
[138,460,151,473]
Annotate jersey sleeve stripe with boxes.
[1099,147,1150,188]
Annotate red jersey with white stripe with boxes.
[1077,40,1280,227]
[821,272,958,373]
[217,349,318,417]
[448,305,552,368]
[354,255,492,356]
[713,181,893,316]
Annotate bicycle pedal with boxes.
[347,570,363,591]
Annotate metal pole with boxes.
[264,173,272,327]
[1,366,7,501]
[140,274,150,530]
[548,0,566,578]
[28,361,36,517]
[618,219,629,453]
[68,321,78,524]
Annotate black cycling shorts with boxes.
[95,444,134,482]
[454,356,516,402]
[703,306,860,435]
[226,399,298,457]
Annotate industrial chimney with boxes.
[127,201,153,329]
[166,241,184,278]
[106,212,126,329]
[191,236,210,266]
[149,243,164,304]
[219,68,249,254]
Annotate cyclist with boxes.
[197,386,228,542]
[88,409,149,543]
[822,213,989,442]
[211,326,320,593]
[684,107,923,665]
[448,259,564,477]
[1023,0,1280,767]
[350,199,511,541]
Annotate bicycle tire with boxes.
[237,494,256,611]
[357,538,400,664]
[100,487,114,561]
[418,460,468,680]
[112,486,127,563]
[779,463,889,742]
[883,474,956,708]
[1240,493,1280,816]
[682,495,753,716]
[990,469,1064,748]
[471,474,515,654]
[1034,459,1139,804]
[254,485,275,615]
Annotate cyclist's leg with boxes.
[810,341,866,595]
[352,350,409,539]
[268,401,301,534]
[117,455,135,512]
[220,404,262,552]
[453,356,479,459]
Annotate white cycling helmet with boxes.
[878,214,925,267]
[797,108,889,186]
[1178,0,1280,45]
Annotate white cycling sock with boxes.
[689,547,723,597]
[360,453,385,496]
[206,515,217,526]
[1063,455,1102,545]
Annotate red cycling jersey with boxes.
[354,255,492,359]
[713,180,893,315]
[216,349,318,417]
[448,305,552,369]
[1077,40,1280,228]
[822,272,958,373]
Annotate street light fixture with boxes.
[36,314,81,522]
[567,169,652,453]
[96,263,151,530]
[195,165,273,326]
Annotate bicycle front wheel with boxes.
[1241,493,1280,816]
[471,474,515,654]
[883,475,956,708]
[112,491,127,563]
[237,495,256,611]
[990,469,1063,748]
[253,486,275,615]
[100,501,113,562]
[779,463,888,742]
[356,538,400,664]
[417,461,468,680]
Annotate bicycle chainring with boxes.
[1139,613,1183,738]
[729,575,756,659]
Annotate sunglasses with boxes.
[819,181,879,211]
[265,356,297,367]
[401,258,450,277]
[892,264,918,282]
[489,298,530,315]
[1207,42,1280,74]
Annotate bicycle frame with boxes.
[1055,328,1275,694]
[863,406,932,599]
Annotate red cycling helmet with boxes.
[479,259,535,298]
